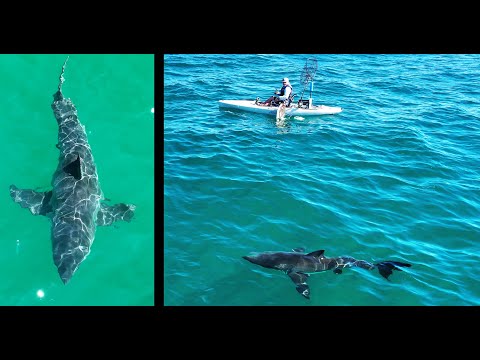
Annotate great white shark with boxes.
[243,248,411,299]
[9,57,136,284]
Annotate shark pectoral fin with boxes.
[9,185,53,216]
[288,271,310,299]
[96,202,136,226]
[63,154,81,180]
[292,247,305,253]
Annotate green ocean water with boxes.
[0,54,154,306]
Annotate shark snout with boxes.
[58,263,74,285]
[242,253,263,266]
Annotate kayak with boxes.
[218,99,343,116]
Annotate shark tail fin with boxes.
[375,261,411,280]
[54,56,69,101]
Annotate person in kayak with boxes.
[257,78,293,106]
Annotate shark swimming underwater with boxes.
[243,248,411,299]
[9,57,136,284]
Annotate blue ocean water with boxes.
[164,54,480,306]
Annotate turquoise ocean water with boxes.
[0,54,154,306]
[164,54,480,306]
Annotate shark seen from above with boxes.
[9,57,136,284]
[243,247,412,299]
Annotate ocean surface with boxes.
[0,54,154,306]
[164,54,480,306]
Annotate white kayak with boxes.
[218,99,342,116]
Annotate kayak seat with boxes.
[288,93,296,107]
[274,92,296,107]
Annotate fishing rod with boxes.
[298,58,318,108]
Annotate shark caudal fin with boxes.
[53,56,69,102]
[375,261,411,280]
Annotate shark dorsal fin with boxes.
[63,154,81,180]
[306,250,325,258]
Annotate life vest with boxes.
[279,84,293,106]
[279,84,292,96]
